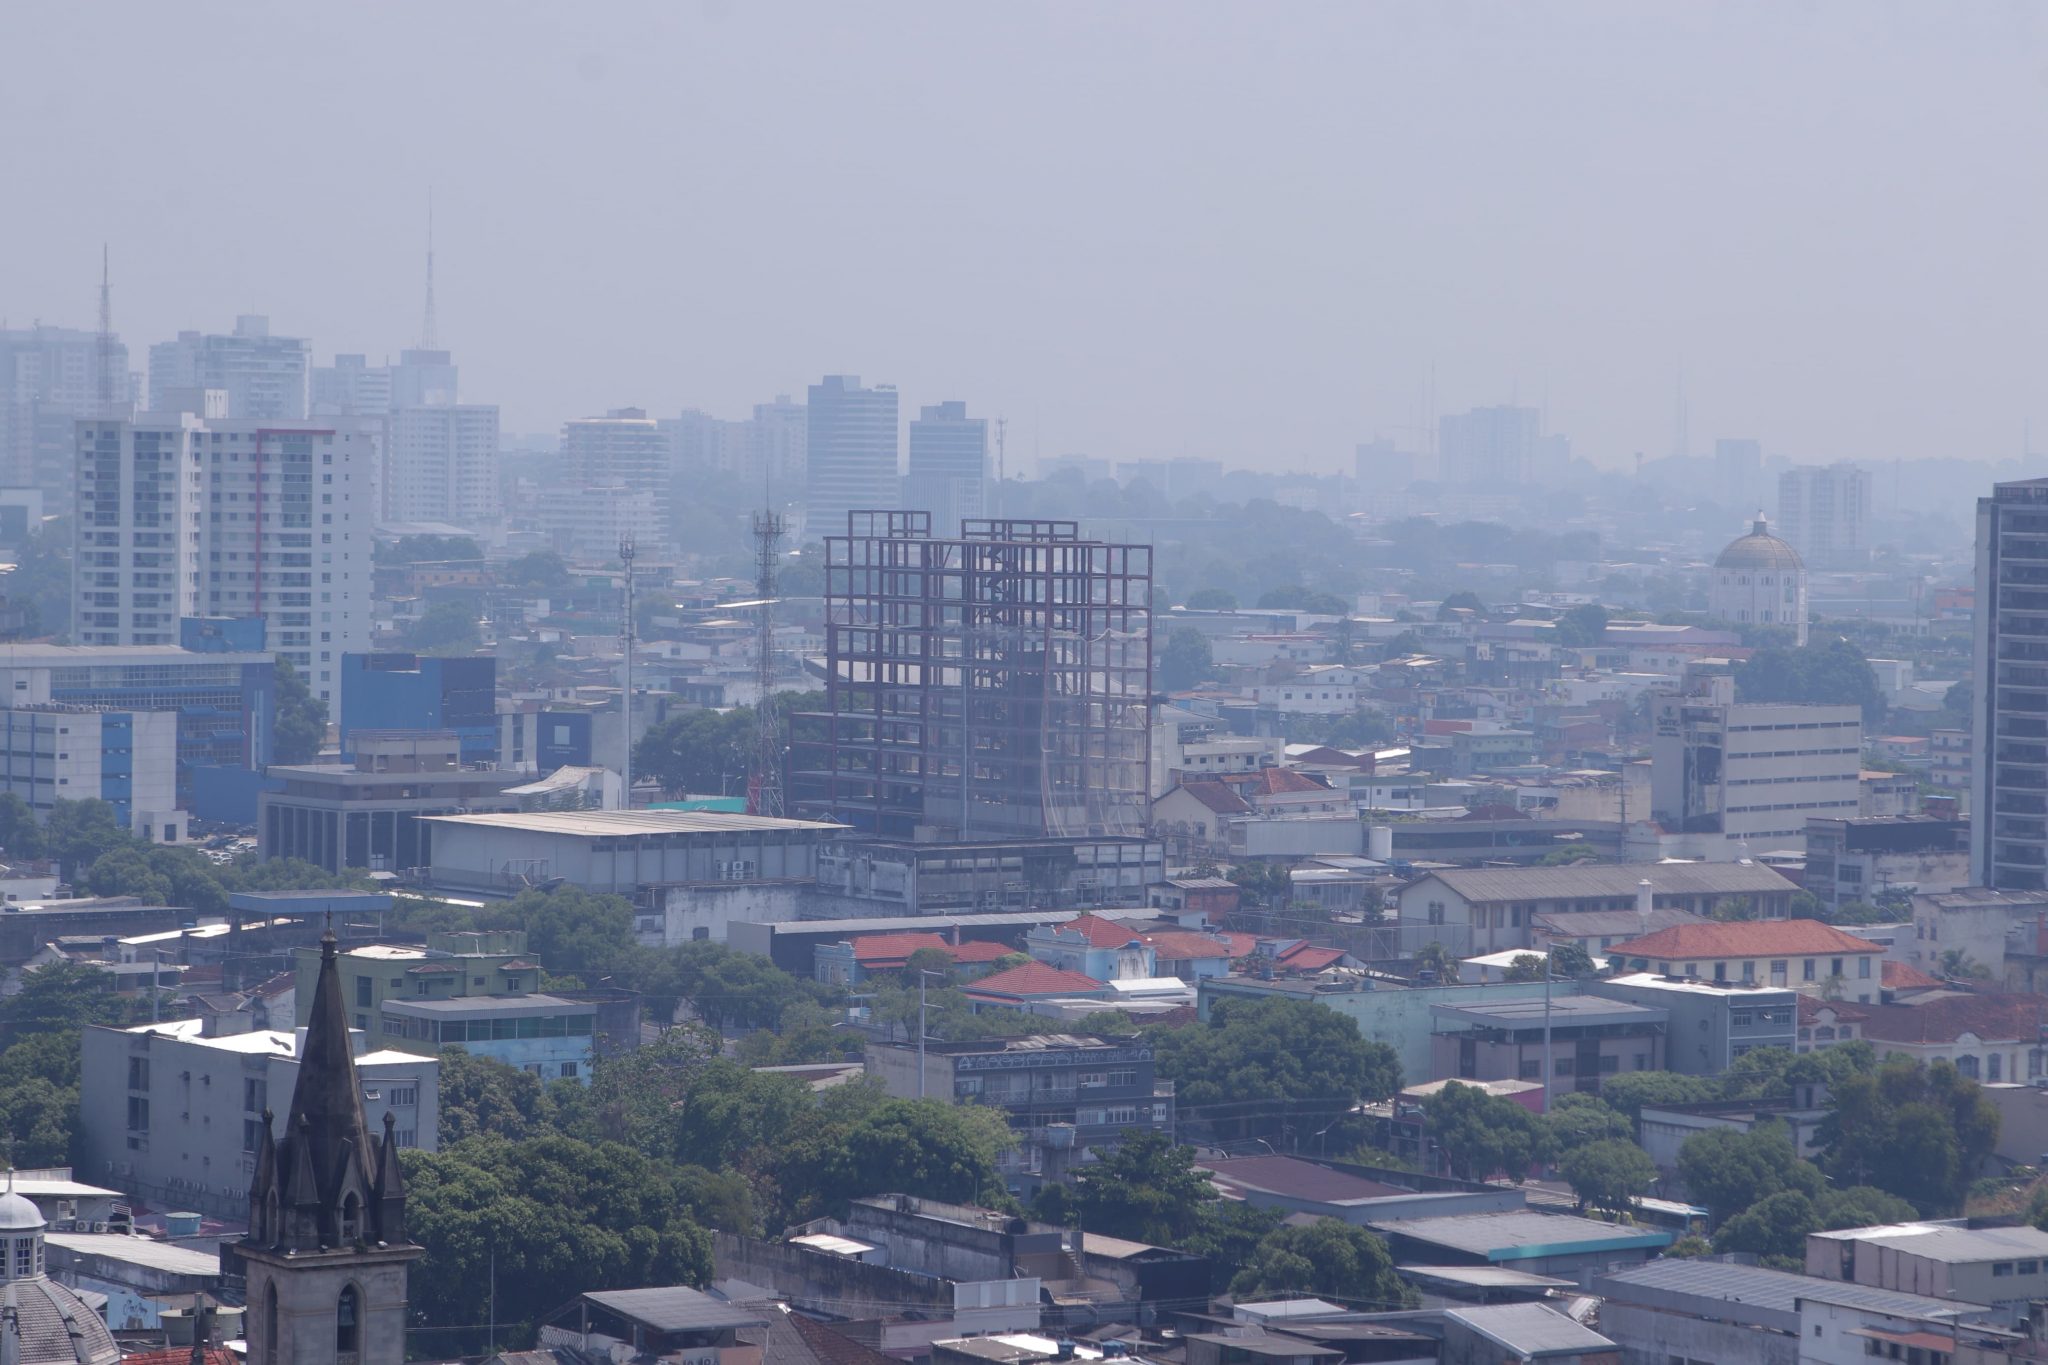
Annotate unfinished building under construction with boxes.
[795,512,1153,841]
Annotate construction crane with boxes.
[748,508,787,817]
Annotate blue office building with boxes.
[0,631,278,809]
[340,653,498,764]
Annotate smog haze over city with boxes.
[4,2,2044,474]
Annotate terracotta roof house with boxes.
[1609,919,1885,1001]
[961,962,1110,1010]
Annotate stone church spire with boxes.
[240,925,420,1365]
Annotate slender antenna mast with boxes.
[619,535,635,808]
[422,190,439,350]
[993,416,1007,520]
[749,506,787,817]
[96,244,117,416]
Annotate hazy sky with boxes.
[3,2,2043,473]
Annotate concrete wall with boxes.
[710,1232,1039,1333]
[647,881,806,946]
[1596,1301,1793,1365]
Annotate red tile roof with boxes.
[849,931,954,964]
[1798,995,1868,1024]
[1884,960,1945,991]
[1614,919,1884,962]
[1058,914,1150,948]
[1142,931,1234,960]
[1275,944,1347,972]
[963,962,1107,998]
[1855,991,2048,1046]
[1175,780,1252,814]
[1214,931,1260,958]
[1242,767,1332,796]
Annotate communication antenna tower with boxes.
[749,508,787,816]
[97,244,117,416]
[422,191,439,351]
[619,535,636,808]
[993,416,1007,519]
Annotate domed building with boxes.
[0,1174,119,1365]
[1711,514,1807,644]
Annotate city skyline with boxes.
[4,3,2044,473]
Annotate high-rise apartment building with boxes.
[1715,437,1764,512]
[1777,462,1872,568]
[390,348,457,408]
[905,401,988,534]
[0,324,134,511]
[1972,478,2048,889]
[74,404,375,708]
[389,405,500,527]
[310,354,395,415]
[752,394,807,489]
[805,376,899,539]
[149,315,311,420]
[1438,405,1541,486]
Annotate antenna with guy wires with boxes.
[422,189,439,351]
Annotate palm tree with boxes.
[1938,949,1991,981]
[1415,941,1460,984]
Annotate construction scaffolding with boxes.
[794,511,1153,841]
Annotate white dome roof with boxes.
[0,1188,43,1232]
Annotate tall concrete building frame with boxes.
[1777,462,1872,568]
[148,316,310,420]
[805,376,899,540]
[795,513,1152,840]
[1973,478,2048,889]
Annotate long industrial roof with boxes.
[1443,1304,1614,1356]
[580,1286,771,1332]
[1409,861,1795,904]
[421,810,844,836]
[1596,1257,1989,1321]
[1368,1211,1672,1261]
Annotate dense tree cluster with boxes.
[1151,997,1402,1144]
[1735,636,1886,725]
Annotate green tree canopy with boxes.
[1561,1138,1658,1217]
[501,550,572,591]
[1068,1130,1218,1247]
[1185,588,1237,611]
[1711,1189,1819,1266]
[272,656,328,764]
[1552,604,1609,647]
[1674,1122,1822,1224]
[1819,1057,1998,1214]
[1160,627,1215,691]
[1151,998,1402,1144]
[1424,1081,1552,1182]
[1436,590,1486,620]
[437,1048,556,1144]
[1735,636,1886,725]
[1228,1219,1417,1309]
[632,708,752,796]
[406,600,483,653]
[1544,1093,1634,1152]
[1597,1070,1719,1119]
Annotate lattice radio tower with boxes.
[96,245,117,416]
[748,508,787,817]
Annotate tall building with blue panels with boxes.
[0,705,182,839]
[0,641,276,804]
[340,653,498,764]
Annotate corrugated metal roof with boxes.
[422,810,844,836]
[1445,1303,1615,1355]
[580,1286,770,1332]
[1596,1257,1988,1321]
[1413,861,1795,904]
[1368,1210,1672,1261]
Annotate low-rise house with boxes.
[1431,994,1667,1096]
[1529,906,1708,959]
[1607,919,1885,1000]
[1912,887,2048,984]
[812,932,1014,986]
[1023,915,1157,982]
[1587,974,1796,1074]
[867,1034,1172,1187]
[535,1287,767,1365]
[1849,989,2048,1083]
[961,963,1112,1012]
[1192,1154,1520,1225]
[1395,863,1798,958]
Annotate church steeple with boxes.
[240,925,421,1365]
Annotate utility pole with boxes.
[619,535,635,808]
[749,508,786,817]
[917,969,928,1098]
[1541,946,1553,1115]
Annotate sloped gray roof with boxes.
[5,1276,121,1365]
[1411,861,1794,905]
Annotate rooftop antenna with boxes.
[748,501,786,817]
[96,244,117,417]
[1673,368,1689,461]
[619,535,635,808]
[421,190,439,351]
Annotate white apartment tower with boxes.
[75,404,374,708]
[905,400,988,534]
[149,315,311,420]
[389,404,500,527]
[806,375,899,539]
[1777,462,1872,569]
